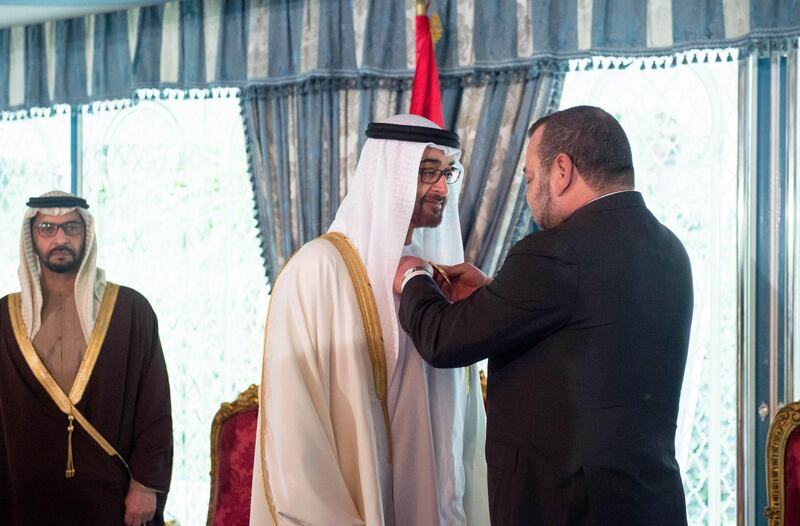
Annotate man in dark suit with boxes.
[393,106,693,526]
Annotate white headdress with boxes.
[19,190,107,342]
[328,114,465,376]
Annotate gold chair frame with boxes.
[765,401,800,525]
[206,384,259,526]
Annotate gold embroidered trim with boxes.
[9,284,118,414]
[8,285,164,493]
[259,264,286,524]
[259,233,393,523]
[70,283,119,402]
[131,479,159,494]
[322,232,391,461]
[10,292,72,414]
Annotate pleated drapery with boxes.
[243,68,563,282]
[2,0,800,116]
[3,0,799,282]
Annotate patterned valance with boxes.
[1,0,799,115]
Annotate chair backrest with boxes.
[207,384,259,526]
[765,401,800,526]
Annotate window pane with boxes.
[81,96,269,525]
[0,113,71,297]
[559,61,738,525]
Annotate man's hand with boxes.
[435,262,492,302]
[124,483,157,526]
[393,256,429,295]
[394,257,491,302]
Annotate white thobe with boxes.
[250,238,488,525]
[389,246,489,525]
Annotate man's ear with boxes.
[552,153,574,197]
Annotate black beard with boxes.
[43,259,81,274]
[413,211,444,228]
[410,194,447,228]
[42,248,81,274]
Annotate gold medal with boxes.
[428,261,451,287]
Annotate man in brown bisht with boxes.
[0,191,173,526]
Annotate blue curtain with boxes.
[2,0,800,116]
[242,67,563,282]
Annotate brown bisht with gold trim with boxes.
[0,284,173,525]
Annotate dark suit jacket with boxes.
[400,191,693,526]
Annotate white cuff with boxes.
[400,266,432,291]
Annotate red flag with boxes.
[410,5,444,127]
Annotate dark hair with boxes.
[528,105,634,189]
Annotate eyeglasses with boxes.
[419,166,462,185]
[34,221,85,238]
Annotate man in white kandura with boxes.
[249,114,489,525]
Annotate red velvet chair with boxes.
[765,401,800,526]
[207,384,259,526]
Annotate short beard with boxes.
[410,196,447,229]
[41,248,82,274]
[44,259,81,274]
[532,179,556,230]
[411,210,444,229]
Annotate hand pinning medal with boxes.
[428,261,451,287]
